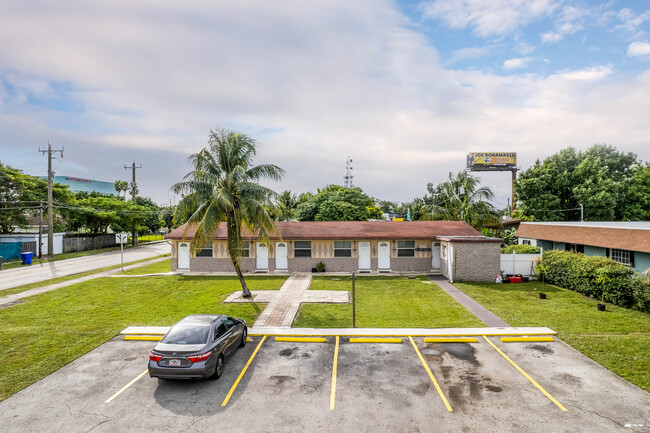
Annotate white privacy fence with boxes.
[500,250,543,276]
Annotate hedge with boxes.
[536,250,650,312]
[501,244,541,254]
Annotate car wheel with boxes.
[213,354,224,380]
[239,327,247,348]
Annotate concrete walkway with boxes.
[252,274,315,328]
[0,256,170,309]
[428,275,509,327]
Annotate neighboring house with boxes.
[166,221,502,282]
[516,221,650,273]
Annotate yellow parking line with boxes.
[424,337,477,343]
[275,337,327,343]
[408,337,453,412]
[482,336,567,411]
[105,369,148,403]
[221,336,267,407]
[349,338,402,344]
[501,337,554,343]
[124,335,162,341]
[330,336,340,410]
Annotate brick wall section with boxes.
[450,242,500,282]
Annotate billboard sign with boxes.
[467,152,517,171]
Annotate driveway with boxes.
[0,242,169,291]
[1,335,648,432]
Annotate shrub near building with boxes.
[536,250,649,312]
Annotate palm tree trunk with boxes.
[232,259,252,298]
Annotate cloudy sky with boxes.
[1,0,649,208]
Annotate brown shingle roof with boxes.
[166,220,481,241]
[516,222,650,253]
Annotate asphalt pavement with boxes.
[0,242,170,291]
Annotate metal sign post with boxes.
[351,272,356,328]
[116,233,128,271]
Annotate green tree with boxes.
[296,185,382,221]
[113,180,129,199]
[275,190,299,221]
[422,171,500,228]
[171,128,284,297]
[160,205,176,229]
[516,144,647,221]
[135,196,163,233]
[0,163,73,233]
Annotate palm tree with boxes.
[172,128,284,297]
[423,171,500,228]
[276,190,298,221]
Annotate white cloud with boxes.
[503,57,533,70]
[0,1,649,206]
[540,5,588,43]
[447,46,491,64]
[613,8,650,37]
[421,0,561,38]
[627,41,650,58]
[553,65,614,81]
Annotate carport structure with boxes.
[3,326,647,432]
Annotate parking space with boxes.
[1,335,648,432]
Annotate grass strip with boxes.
[454,281,650,392]
[293,276,485,328]
[0,254,170,297]
[0,274,287,401]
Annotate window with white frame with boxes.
[334,241,352,257]
[610,248,632,266]
[196,242,213,257]
[522,239,531,245]
[294,241,312,257]
[441,244,447,259]
[397,240,415,257]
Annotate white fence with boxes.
[500,251,543,276]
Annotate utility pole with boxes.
[511,168,518,216]
[579,204,584,222]
[38,142,63,257]
[124,161,142,246]
[38,201,43,259]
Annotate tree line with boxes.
[0,162,166,235]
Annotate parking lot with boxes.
[1,334,648,432]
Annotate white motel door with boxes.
[378,242,390,271]
[432,242,441,269]
[276,242,288,270]
[358,242,371,271]
[178,242,190,269]
[256,243,269,270]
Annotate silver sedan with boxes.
[148,314,247,380]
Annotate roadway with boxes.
[0,242,170,291]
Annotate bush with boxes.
[501,244,541,254]
[536,250,649,311]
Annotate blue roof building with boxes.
[47,176,118,195]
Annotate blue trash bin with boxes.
[21,252,34,265]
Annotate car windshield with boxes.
[161,325,210,345]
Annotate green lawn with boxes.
[0,274,286,401]
[0,254,171,297]
[122,258,171,275]
[293,276,485,328]
[454,281,650,392]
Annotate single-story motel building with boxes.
[166,221,502,282]
[516,221,650,274]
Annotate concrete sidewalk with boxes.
[0,256,170,309]
[428,275,510,327]
[254,274,313,328]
